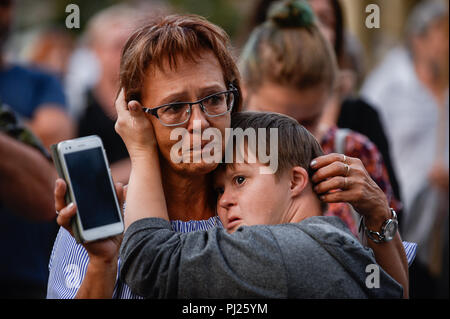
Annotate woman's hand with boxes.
[310,153,391,228]
[114,88,157,159]
[310,153,409,297]
[54,178,125,263]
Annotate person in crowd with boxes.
[361,0,449,298]
[0,103,59,298]
[0,0,74,150]
[68,5,141,184]
[0,0,72,298]
[239,0,401,235]
[66,3,171,184]
[107,111,405,298]
[243,0,402,206]
[50,13,410,299]
[307,0,402,206]
[47,13,243,299]
[26,27,75,81]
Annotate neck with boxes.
[285,187,323,224]
[160,160,215,221]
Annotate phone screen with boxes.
[64,147,120,230]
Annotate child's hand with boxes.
[114,88,157,159]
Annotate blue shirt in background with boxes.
[0,64,66,118]
[0,64,67,298]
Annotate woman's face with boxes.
[308,0,336,47]
[140,50,231,176]
[245,82,330,135]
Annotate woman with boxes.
[239,0,401,235]
[50,13,408,299]
[47,14,242,299]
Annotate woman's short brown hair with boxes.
[119,14,242,113]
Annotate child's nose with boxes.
[218,188,235,209]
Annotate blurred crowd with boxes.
[0,0,448,299]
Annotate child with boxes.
[118,111,405,298]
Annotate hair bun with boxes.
[267,0,315,28]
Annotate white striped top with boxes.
[46,216,221,299]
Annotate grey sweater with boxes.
[119,216,403,298]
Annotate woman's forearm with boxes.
[75,259,118,299]
[0,132,56,220]
[124,148,169,231]
[364,210,409,298]
[367,234,409,298]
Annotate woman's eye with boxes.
[162,103,186,114]
[204,95,223,106]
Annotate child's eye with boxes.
[234,176,246,185]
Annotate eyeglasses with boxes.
[142,85,238,127]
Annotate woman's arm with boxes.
[54,179,125,299]
[113,89,168,230]
[310,153,409,298]
[0,132,56,221]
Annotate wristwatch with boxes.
[362,208,398,244]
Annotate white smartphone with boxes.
[51,135,124,243]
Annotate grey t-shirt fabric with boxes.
[119,216,403,298]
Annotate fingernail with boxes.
[310,160,317,168]
[67,202,74,209]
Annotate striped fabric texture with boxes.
[46,216,221,299]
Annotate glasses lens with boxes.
[203,92,233,116]
[157,103,190,125]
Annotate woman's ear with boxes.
[289,166,309,197]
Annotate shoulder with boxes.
[270,216,359,249]
[342,130,382,165]
[3,64,56,82]
[340,97,380,119]
[322,126,378,156]
[265,217,379,298]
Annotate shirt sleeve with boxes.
[34,70,67,111]
[119,218,288,298]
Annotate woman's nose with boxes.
[186,104,210,133]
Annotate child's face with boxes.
[214,161,292,233]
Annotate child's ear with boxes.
[289,166,309,197]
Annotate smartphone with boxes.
[50,135,124,243]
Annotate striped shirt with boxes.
[46,217,417,299]
[46,216,222,299]
[403,241,418,267]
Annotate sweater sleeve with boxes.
[119,218,288,298]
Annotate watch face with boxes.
[384,220,398,241]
